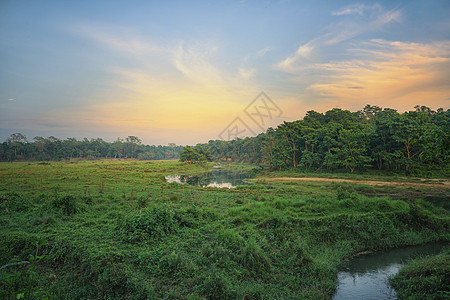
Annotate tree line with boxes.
[3,104,449,174]
[0,135,182,161]
[196,105,449,174]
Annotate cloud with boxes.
[332,4,368,16]
[172,43,225,86]
[57,40,262,142]
[323,8,401,46]
[238,67,255,80]
[73,23,163,55]
[276,4,401,71]
[306,40,450,110]
[276,42,315,71]
[331,3,383,16]
[7,98,16,101]
[256,46,272,58]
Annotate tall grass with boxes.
[0,160,448,299]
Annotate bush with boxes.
[119,207,178,242]
[217,229,271,273]
[0,193,30,212]
[198,271,236,300]
[0,237,50,299]
[52,195,79,215]
[239,238,271,272]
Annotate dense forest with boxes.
[187,105,448,174]
[2,105,449,175]
[0,135,182,161]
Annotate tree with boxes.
[333,129,372,172]
[179,146,198,164]
[277,121,301,168]
[179,145,211,164]
[126,136,142,158]
[6,133,27,158]
[393,111,429,171]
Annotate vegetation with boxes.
[390,249,450,299]
[0,135,182,161]
[3,105,448,177]
[0,160,448,299]
[179,145,212,164]
[204,105,449,175]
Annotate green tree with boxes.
[6,133,27,158]
[126,136,142,158]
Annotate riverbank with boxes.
[253,176,450,190]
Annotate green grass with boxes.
[0,160,448,299]
[390,249,450,299]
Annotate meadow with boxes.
[0,160,448,299]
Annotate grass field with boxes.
[0,160,449,299]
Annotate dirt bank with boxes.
[258,177,450,189]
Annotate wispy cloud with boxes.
[73,23,164,55]
[256,46,272,58]
[331,3,380,16]
[306,40,450,109]
[61,29,261,141]
[172,43,224,86]
[276,4,401,71]
[238,67,255,80]
[276,41,315,71]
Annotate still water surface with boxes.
[165,170,252,188]
[333,243,447,300]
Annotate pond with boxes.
[333,242,447,300]
[165,169,254,188]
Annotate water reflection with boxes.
[333,243,447,300]
[165,170,252,188]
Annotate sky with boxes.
[1,0,449,145]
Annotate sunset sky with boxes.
[1,0,449,145]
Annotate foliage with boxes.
[0,193,30,212]
[0,237,50,299]
[390,250,450,299]
[204,105,449,174]
[179,145,212,164]
[52,195,79,215]
[0,135,182,161]
[118,207,179,242]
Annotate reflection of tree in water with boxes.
[185,176,200,186]
[166,171,253,188]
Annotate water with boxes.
[333,243,447,300]
[165,170,253,188]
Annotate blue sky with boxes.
[1,0,449,145]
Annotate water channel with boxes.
[333,243,447,299]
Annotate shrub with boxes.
[239,238,271,272]
[119,207,178,242]
[0,193,30,212]
[198,271,236,300]
[0,237,50,299]
[217,229,245,251]
[52,195,79,215]
[336,187,350,200]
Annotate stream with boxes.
[333,243,447,299]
